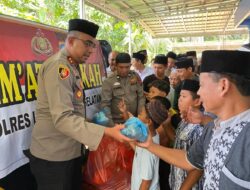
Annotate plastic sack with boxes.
[92,108,109,126]
[82,136,134,190]
[121,117,148,142]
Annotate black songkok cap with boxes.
[154,55,167,65]
[116,53,131,64]
[68,19,99,38]
[138,50,147,56]
[167,51,177,60]
[132,52,146,63]
[175,58,193,69]
[186,51,197,57]
[177,53,187,59]
[201,50,250,78]
[181,79,200,93]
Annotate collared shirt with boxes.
[135,66,154,81]
[170,121,204,190]
[30,48,104,161]
[203,109,250,189]
[187,109,250,190]
[106,66,114,77]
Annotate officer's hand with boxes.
[104,124,134,143]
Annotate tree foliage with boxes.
[1,0,245,59]
[0,0,169,57]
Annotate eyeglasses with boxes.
[74,37,96,48]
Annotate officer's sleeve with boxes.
[100,78,114,126]
[44,62,104,151]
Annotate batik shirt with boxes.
[170,121,204,190]
[187,109,250,190]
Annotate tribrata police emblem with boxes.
[76,90,82,99]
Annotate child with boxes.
[118,97,169,190]
[146,80,170,101]
[147,80,173,190]
[169,79,204,190]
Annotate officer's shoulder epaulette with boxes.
[130,70,141,78]
[129,70,142,84]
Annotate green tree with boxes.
[0,0,157,53]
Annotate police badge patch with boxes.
[58,65,70,79]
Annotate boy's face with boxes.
[178,90,200,112]
[147,86,166,100]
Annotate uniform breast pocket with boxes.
[113,88,125,97]
[219,166,250,190]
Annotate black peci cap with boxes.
[154,55,167,65]
[132,52,146,63]
[116,53,131,64]
[201,50,250,78]
[175,58,193,69]
[68,19,99,38]
[181,79,200,93]
[186,51,197,57]
[166,51,177,60]
[138,49,147,56]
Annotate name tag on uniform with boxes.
[113,82,121,86]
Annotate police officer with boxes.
[27,19,131,190]
[101,53,145,126]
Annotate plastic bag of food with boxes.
[121,117,148,142]
[92,108,109,126]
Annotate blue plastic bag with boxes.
[121,117,148,142]
[92,109,109,126]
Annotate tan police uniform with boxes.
[101,71,145,126]
[30,48,104,161]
